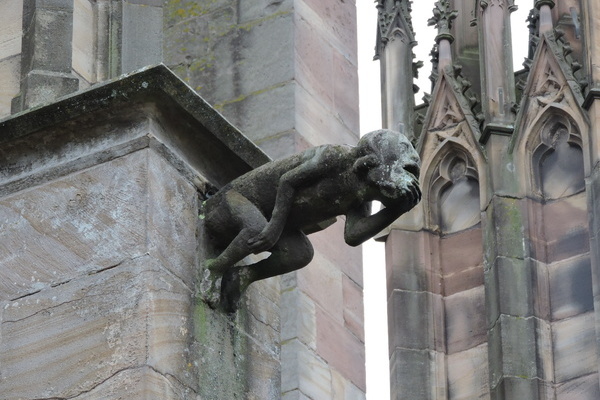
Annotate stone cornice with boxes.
[535,0,555,10]
[0,64,270,194]
[480,122,515,144]
[583,87,600,110]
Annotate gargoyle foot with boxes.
[198,262,222,309]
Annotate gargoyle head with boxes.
[353,129,421,207]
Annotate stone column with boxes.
[0,0,24,117]
[12,0,80,111]
[375,0,417,142]
[449,0,481,97]
[477,0,517,140]
[582,0,600,381]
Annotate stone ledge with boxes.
[0,64,270,193]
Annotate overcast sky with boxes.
[357,2,530,398]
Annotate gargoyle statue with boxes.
[200,129,421,312]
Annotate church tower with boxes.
[381,0,600,398]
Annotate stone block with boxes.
[310,219,363,286]
[163,0,232,28]
[296,0,357,60]
[485,256,534,325]
[72,0,95,83]
[0,256,195,398]
[281,339,332,399]
[237,12,294,96]
[488,315,538,388]
[524,197,546,262]
[239,0,293,23]
[282,389,312,400]
[447,344,490,400]
[0,151,149,301]
[332,50,360,134]
[482,196,526,265]
[0,55,20,118]
[445,286,487,354]
[535,316,554,383]
[121,3,163,72]
[331,369,366,400]
[170,9,294,110]
[192,299,280,400]
[147,150,198,284]
[281,287,317,349]
[0,0,23,60]
[295,13,334,112]
[587,170,600,237]
[342,274,364,342]
[389,348,446,400]
[556,373,600,400]
[490,376,540,400]
[297,252,343,321]
[531,259,552,320]
[385,229,442,294]
[548,255,594,321]
[542,193,590,263]
[21,6,74,72]
[315,306,365,391]
[21,70,80,109]
[245,277,281,345]
[296,65,359,147]
[75,366,192,399]
[219,81,296,149]
[553,312,597,383]
[387,289,444,353]
[255,129,312,160]
[440,227,484,296]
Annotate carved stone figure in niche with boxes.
[534,119,584,199]
[201,129,421,312]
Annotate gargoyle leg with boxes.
[220,230,314,312]
[203,190,268,275]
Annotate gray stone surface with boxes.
[121,3,163,72]
[387,289,444,353]
[488,315,539,389]
[0,55,21,119]
[389,348,445,400]
[0,66,280,399]
[446,344,489,400]
[444,286,487,354]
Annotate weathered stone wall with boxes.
[163,1,365,398]
[0,67,280,399]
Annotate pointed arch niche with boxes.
[418,139,488,399]
[514,106,594,392]
[427,145,481,234]
[525,112,585,200]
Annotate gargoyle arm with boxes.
[247,146,343,252]
[344,202,406,247]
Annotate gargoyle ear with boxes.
[353,154,379,174]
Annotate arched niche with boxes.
[513,105,590,199]
[532,115,584,200]
[427,146,481,234]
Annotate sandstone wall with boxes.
[0,67,280,399]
